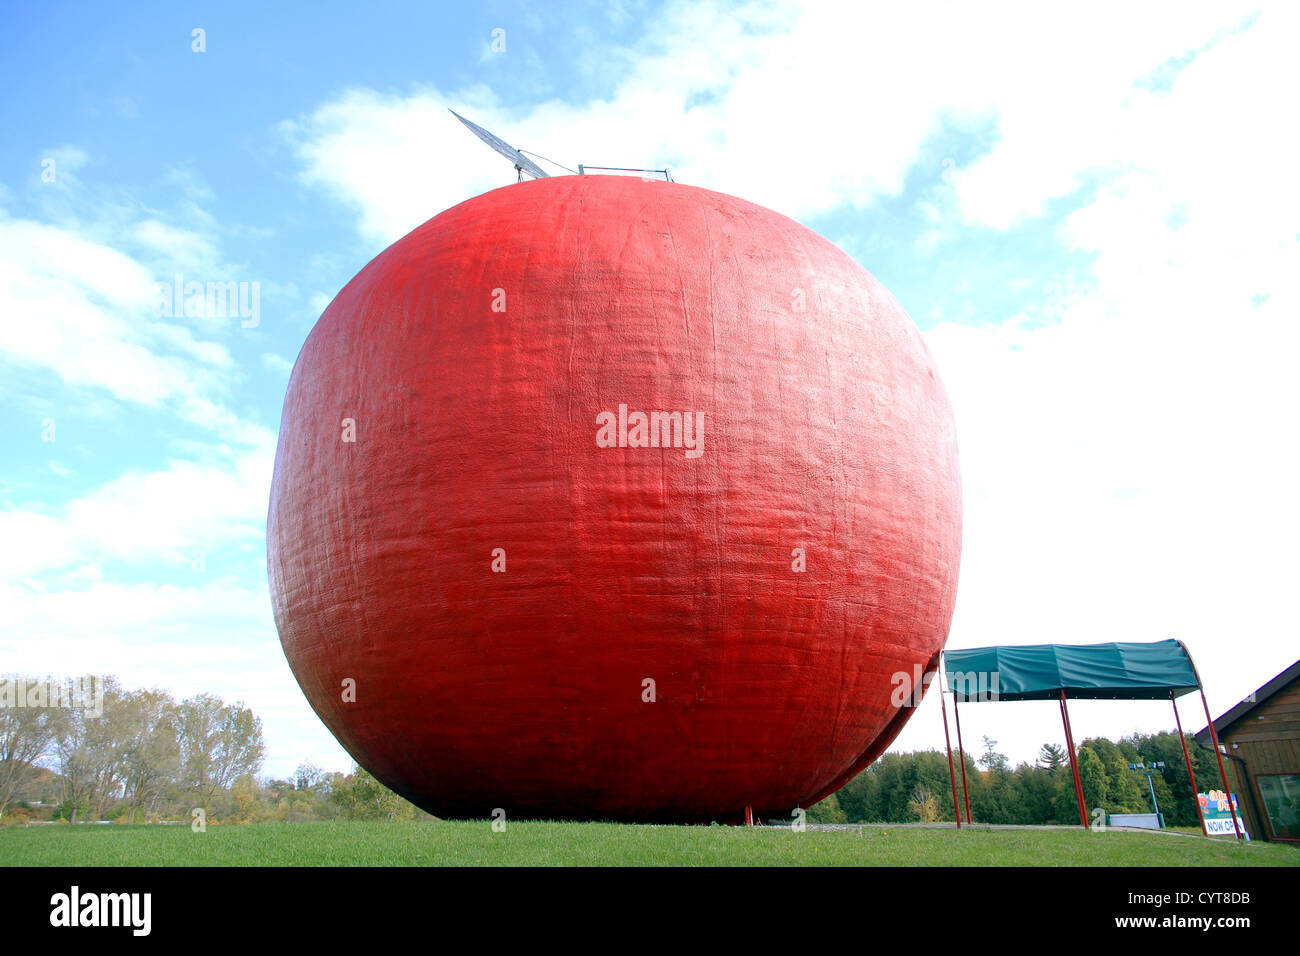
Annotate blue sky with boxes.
[2,0,1297,780]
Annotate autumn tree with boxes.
[177,693,265,809]
[0,678,62,820]
[54,676,127,822]
[329,764,422,821]
[907,784,941,822]
[119,689,181,823]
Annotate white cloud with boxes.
[0,438,275,579]
[260,352,293,375]
[133,219,222,273]
[0,216,252,427]
[948,5,1296,230]
[283,90,520,246]
[284,1,1270,247]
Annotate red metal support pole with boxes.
[940,690,961,829]
[952,694,973,823]
[1174,639,1244,841]
[1171,691,1208,837]
[1059,690,1089,828]
[1199,688,1244,840]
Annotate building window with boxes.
[1255,773,1300,841]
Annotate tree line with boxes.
[4,675,1224,827]
[0,675,429,825]
[807,731,1225,826]
[1,676,265,823]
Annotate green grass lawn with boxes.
[3,821,1297,866]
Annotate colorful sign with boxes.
[1198,790,1249,838]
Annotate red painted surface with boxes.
[268,175,962,822]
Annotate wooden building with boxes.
[1196,660,1300,843]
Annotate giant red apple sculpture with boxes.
[268,175,961,823]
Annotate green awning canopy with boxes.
[942,639,1201,702]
